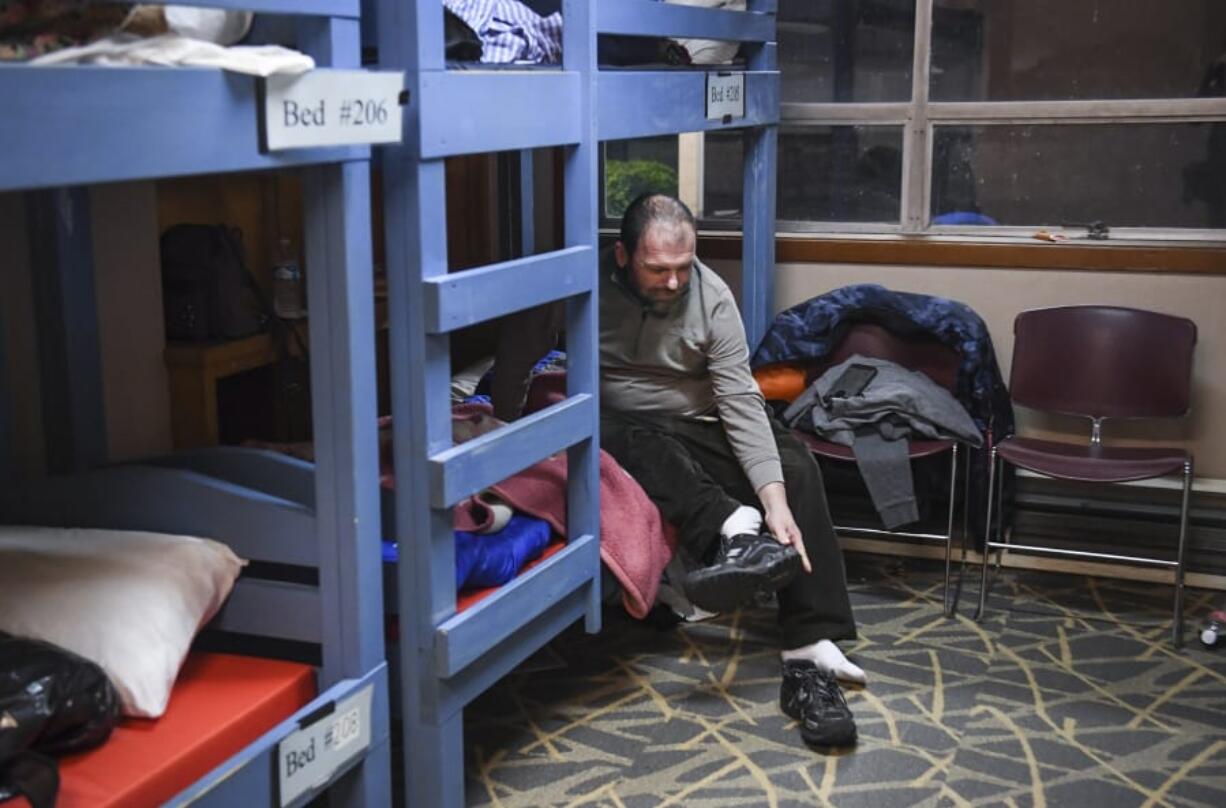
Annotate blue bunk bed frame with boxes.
[598,0,779,349]
[0,1,393,804]
[375,2,777,806]
[375,3,601,806]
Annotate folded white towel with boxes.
[31,33,313,77]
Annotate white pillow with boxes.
[0,526,245,718]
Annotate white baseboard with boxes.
[840,536,1226,593]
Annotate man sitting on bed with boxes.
[597,192,862,749]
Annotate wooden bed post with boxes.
[25,187,108,474]
[742,0,780,352]
[563,0,603,635]
[299,14,393,808]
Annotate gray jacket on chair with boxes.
[783,356,982,529]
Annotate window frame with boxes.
[774,0,1226,241]
[695,231,1226,274]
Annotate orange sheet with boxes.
[753,363,808,402]
[4,653,315,808]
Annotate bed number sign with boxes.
[263,70,404,151]
[277,684,373,806]
[706,72,745,121]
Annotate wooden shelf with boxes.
[165,330,294,449]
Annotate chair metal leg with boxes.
[1173,459,1193,648]
[951,442,972,614]
[942,444,959,617]
[976,446,999,621]
[993,453,1007,572]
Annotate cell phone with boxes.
[825,363,878,403]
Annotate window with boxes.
[601,131,746,227]
[598,1,1226,241]
[779,125,905,225]
[602,137,679,221]
[778,0,1226,239]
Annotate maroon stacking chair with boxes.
[793,323,970,616]
[975,306,1197,646]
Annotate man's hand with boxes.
[757,482,812,574]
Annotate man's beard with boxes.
[640,282,690,316]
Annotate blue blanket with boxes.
[382,513,553,590]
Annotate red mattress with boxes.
[5,653,315,808]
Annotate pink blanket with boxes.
[379,396,678,620]
[452,446,677,619]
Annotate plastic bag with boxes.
[0,632,120,808]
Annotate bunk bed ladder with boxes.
[378,2,601,806]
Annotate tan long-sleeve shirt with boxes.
[598,247,783,492]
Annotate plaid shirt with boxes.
[444,0,562,64]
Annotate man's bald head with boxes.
[618,193,697,260]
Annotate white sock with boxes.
[782,639,867,685]
[720,505,762,539]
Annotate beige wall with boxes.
[0,184,172,476]
[766,261,1226,479]
[92,183,173,462]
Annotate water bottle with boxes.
[1201,610,1226,648]
[272,237,305,319]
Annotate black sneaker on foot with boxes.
[683,532,802,614]
[780,660,857,748]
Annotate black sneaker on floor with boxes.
[780,660,857,748]
[682,532,802,614]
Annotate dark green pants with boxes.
[601,408,857,647]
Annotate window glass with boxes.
[703,130,744,222]
[602,137,679,220]
[599,5,1226,236]
[932,123,1226,229]
[778,126,905,224]
[931,0,1226,102]
[779,0,915,103]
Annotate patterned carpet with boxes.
[462,555,1226,807]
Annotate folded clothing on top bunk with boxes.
[29,32,313,75]
[443,0,747,67]
[1,0,134,60]
[3,3,312,75]
[444,0,561,64]
[598,0,749,67]
[2,3,250,59]
[662,0,746,65]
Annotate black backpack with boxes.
[160,224,266,341]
